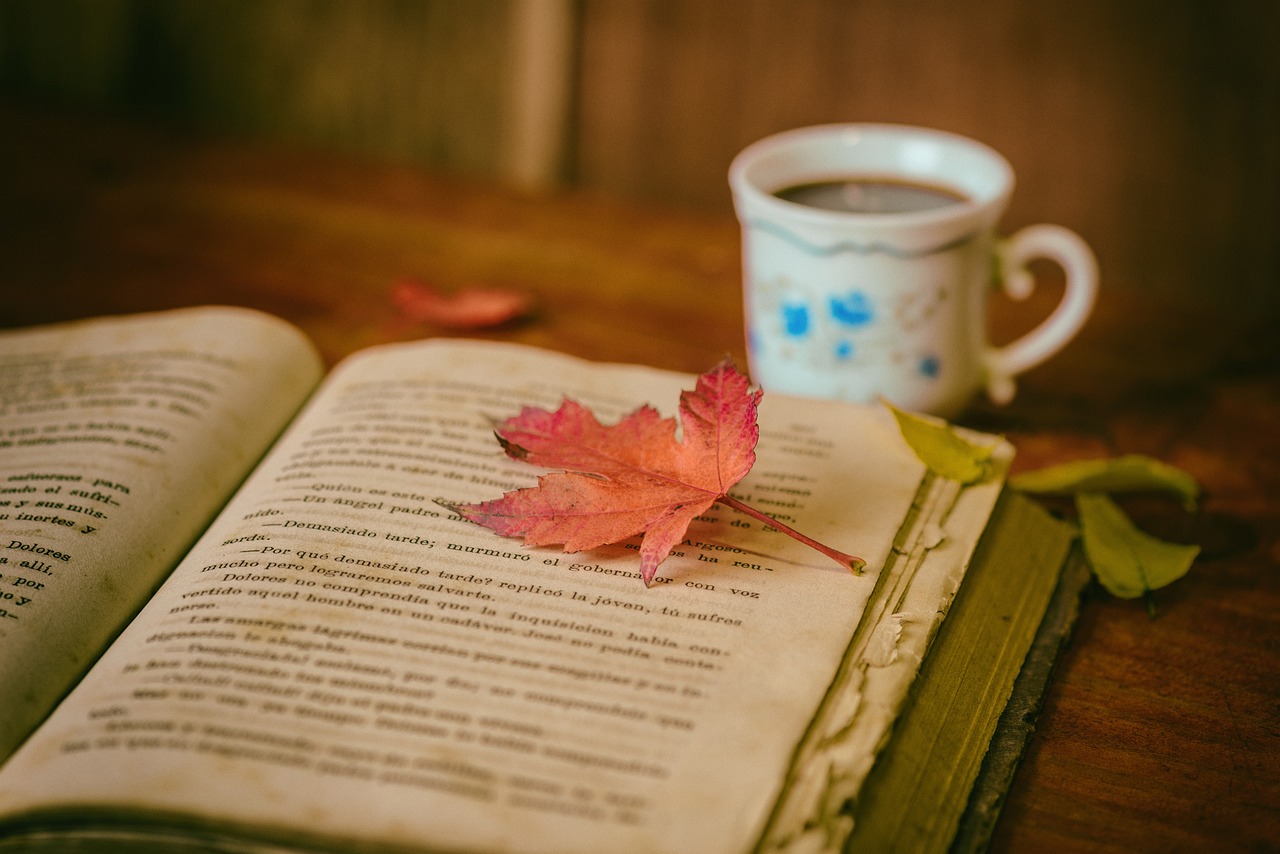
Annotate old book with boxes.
[0,306,1079,853]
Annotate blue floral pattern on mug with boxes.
[781,303,811,337]
[752,273,948,383]
[828,291,875,328]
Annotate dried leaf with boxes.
[1011,454,1200,511]
[453,360,864,585]
[885,402,997,485]
[391,277,532,329]
[1076,492,1200,608]
[455,360,761,585]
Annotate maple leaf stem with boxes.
[716,495,866,574]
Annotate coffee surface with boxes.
[774,178,967,214]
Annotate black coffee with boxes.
[774,178,968,214]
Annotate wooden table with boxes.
[2,102,1277,853]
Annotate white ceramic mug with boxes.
[729,123,1097,417]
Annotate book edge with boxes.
[947,542,1093,853]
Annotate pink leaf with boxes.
[451,360,864,586]
[391,278,532,329]
[456,360,759,585]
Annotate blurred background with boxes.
[1,0,1277,321]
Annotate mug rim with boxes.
[729,123,1015,228]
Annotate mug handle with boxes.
[983,224,1098,404]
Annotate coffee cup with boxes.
[729,123,1097,417]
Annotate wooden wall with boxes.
[571,0,1280,315]
[0,0,537,179]
[2,0,1277,314]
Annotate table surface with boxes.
[2,102,1277,853]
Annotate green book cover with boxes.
[847,490,1088,852]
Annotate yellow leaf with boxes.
[885,402,998,485]
[1011,454,1200,511]
[1076,492,1200,602]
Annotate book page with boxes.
[0,307,323,762]
[0,340,935,854]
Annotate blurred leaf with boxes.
[1011,454,1199,511]
[886,402,997,485]
[1076,492,1200,609]
[391,277,533,329]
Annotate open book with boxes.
[0,307,1081,853]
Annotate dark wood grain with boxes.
[1,103,1277,853]
[573,0,1280,320]
[0,0,518,176]
[5,1,1277,321]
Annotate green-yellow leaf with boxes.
[1076,491,1200,601]
[885,402,998,485]
[1011,454,1200,511]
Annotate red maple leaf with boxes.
[452,360,863,586]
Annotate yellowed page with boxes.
[0,307,323,761]
[0,340,962,854]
